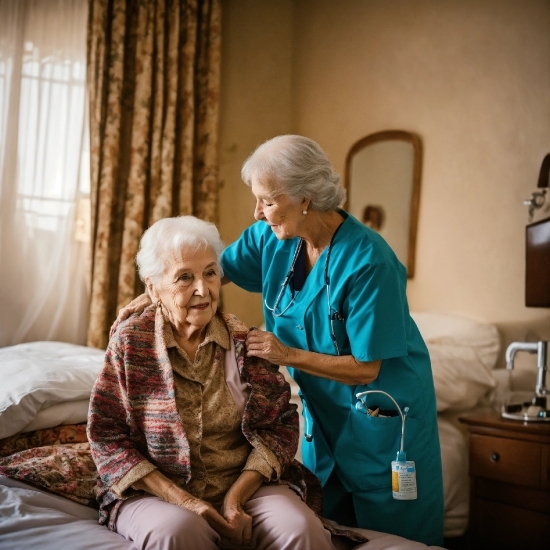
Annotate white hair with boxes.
[136,216,225,283]
[241,135,346,211]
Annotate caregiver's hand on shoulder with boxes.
[109,293,152,337]
[245,328,289,365]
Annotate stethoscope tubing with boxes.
[264,221,346,356]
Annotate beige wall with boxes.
[218,0,293,326]
[219,0,550,360]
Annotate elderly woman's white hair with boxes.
[241,135,346,211]
[136,216,224,283]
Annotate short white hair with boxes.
[241,134,346,211]
[136,216,225,283]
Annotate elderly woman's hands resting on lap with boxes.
[133,469,259,547]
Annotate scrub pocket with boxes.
[335,405,422,492]
[299,394,335,487]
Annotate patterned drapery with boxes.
[86,0,221,349]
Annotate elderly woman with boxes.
[115,136,444,546]
[88,216,362,550]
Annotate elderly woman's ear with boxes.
[145,278,159,304]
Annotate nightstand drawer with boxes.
[470,497,550,550]
[470,433,541,487]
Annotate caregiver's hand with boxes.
[109,293,152,337]
[247,327,382,385]
[245,328,290,365]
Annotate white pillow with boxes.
[411,312,500,412]
[0,341,104,439]
[19,399,91,434]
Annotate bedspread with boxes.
[0,424,97,506]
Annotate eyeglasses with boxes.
[265,231,344,356]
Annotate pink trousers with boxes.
[115,484,337,550]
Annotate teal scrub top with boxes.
[221,212,444,545]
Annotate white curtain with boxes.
[0,0,90,346]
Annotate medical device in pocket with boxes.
[355,390,417,500]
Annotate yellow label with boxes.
[392,470,399,492]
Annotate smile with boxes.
[190,303,210,310]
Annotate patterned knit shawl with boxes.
[87,306,321,529]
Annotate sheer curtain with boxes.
[0,0,90,346]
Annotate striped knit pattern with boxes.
[88,306,303,528]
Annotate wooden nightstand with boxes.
[459,411,550,550]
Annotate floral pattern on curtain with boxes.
[86,0,221,349]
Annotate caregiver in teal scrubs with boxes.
[220,135,444,546]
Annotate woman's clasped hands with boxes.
[189,495,253,549]
[135,472,253,549]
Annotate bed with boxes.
[407,311,500,539]
[0,312,501,549]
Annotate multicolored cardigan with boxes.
[89,307,312,525]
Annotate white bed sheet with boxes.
[0,476,444,550]
[0,476,131,550]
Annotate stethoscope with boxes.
[264,224,345,356]
[356,390,410,460]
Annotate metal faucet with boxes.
[506,341,548,403]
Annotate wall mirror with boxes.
[344,130,423,278]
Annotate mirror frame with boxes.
[344,130,423,278]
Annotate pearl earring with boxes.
[302,210,308,215]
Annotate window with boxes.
[0,0,90,345]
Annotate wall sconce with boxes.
[523,153,549,222]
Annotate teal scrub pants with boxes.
[323,469,442,546]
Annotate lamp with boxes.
[502,153,550,422]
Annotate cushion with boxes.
[0,443,98,506]
[411,312,500,412]
[20,400,91,434]
[0,342,103,439]
[0,424,89,458]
